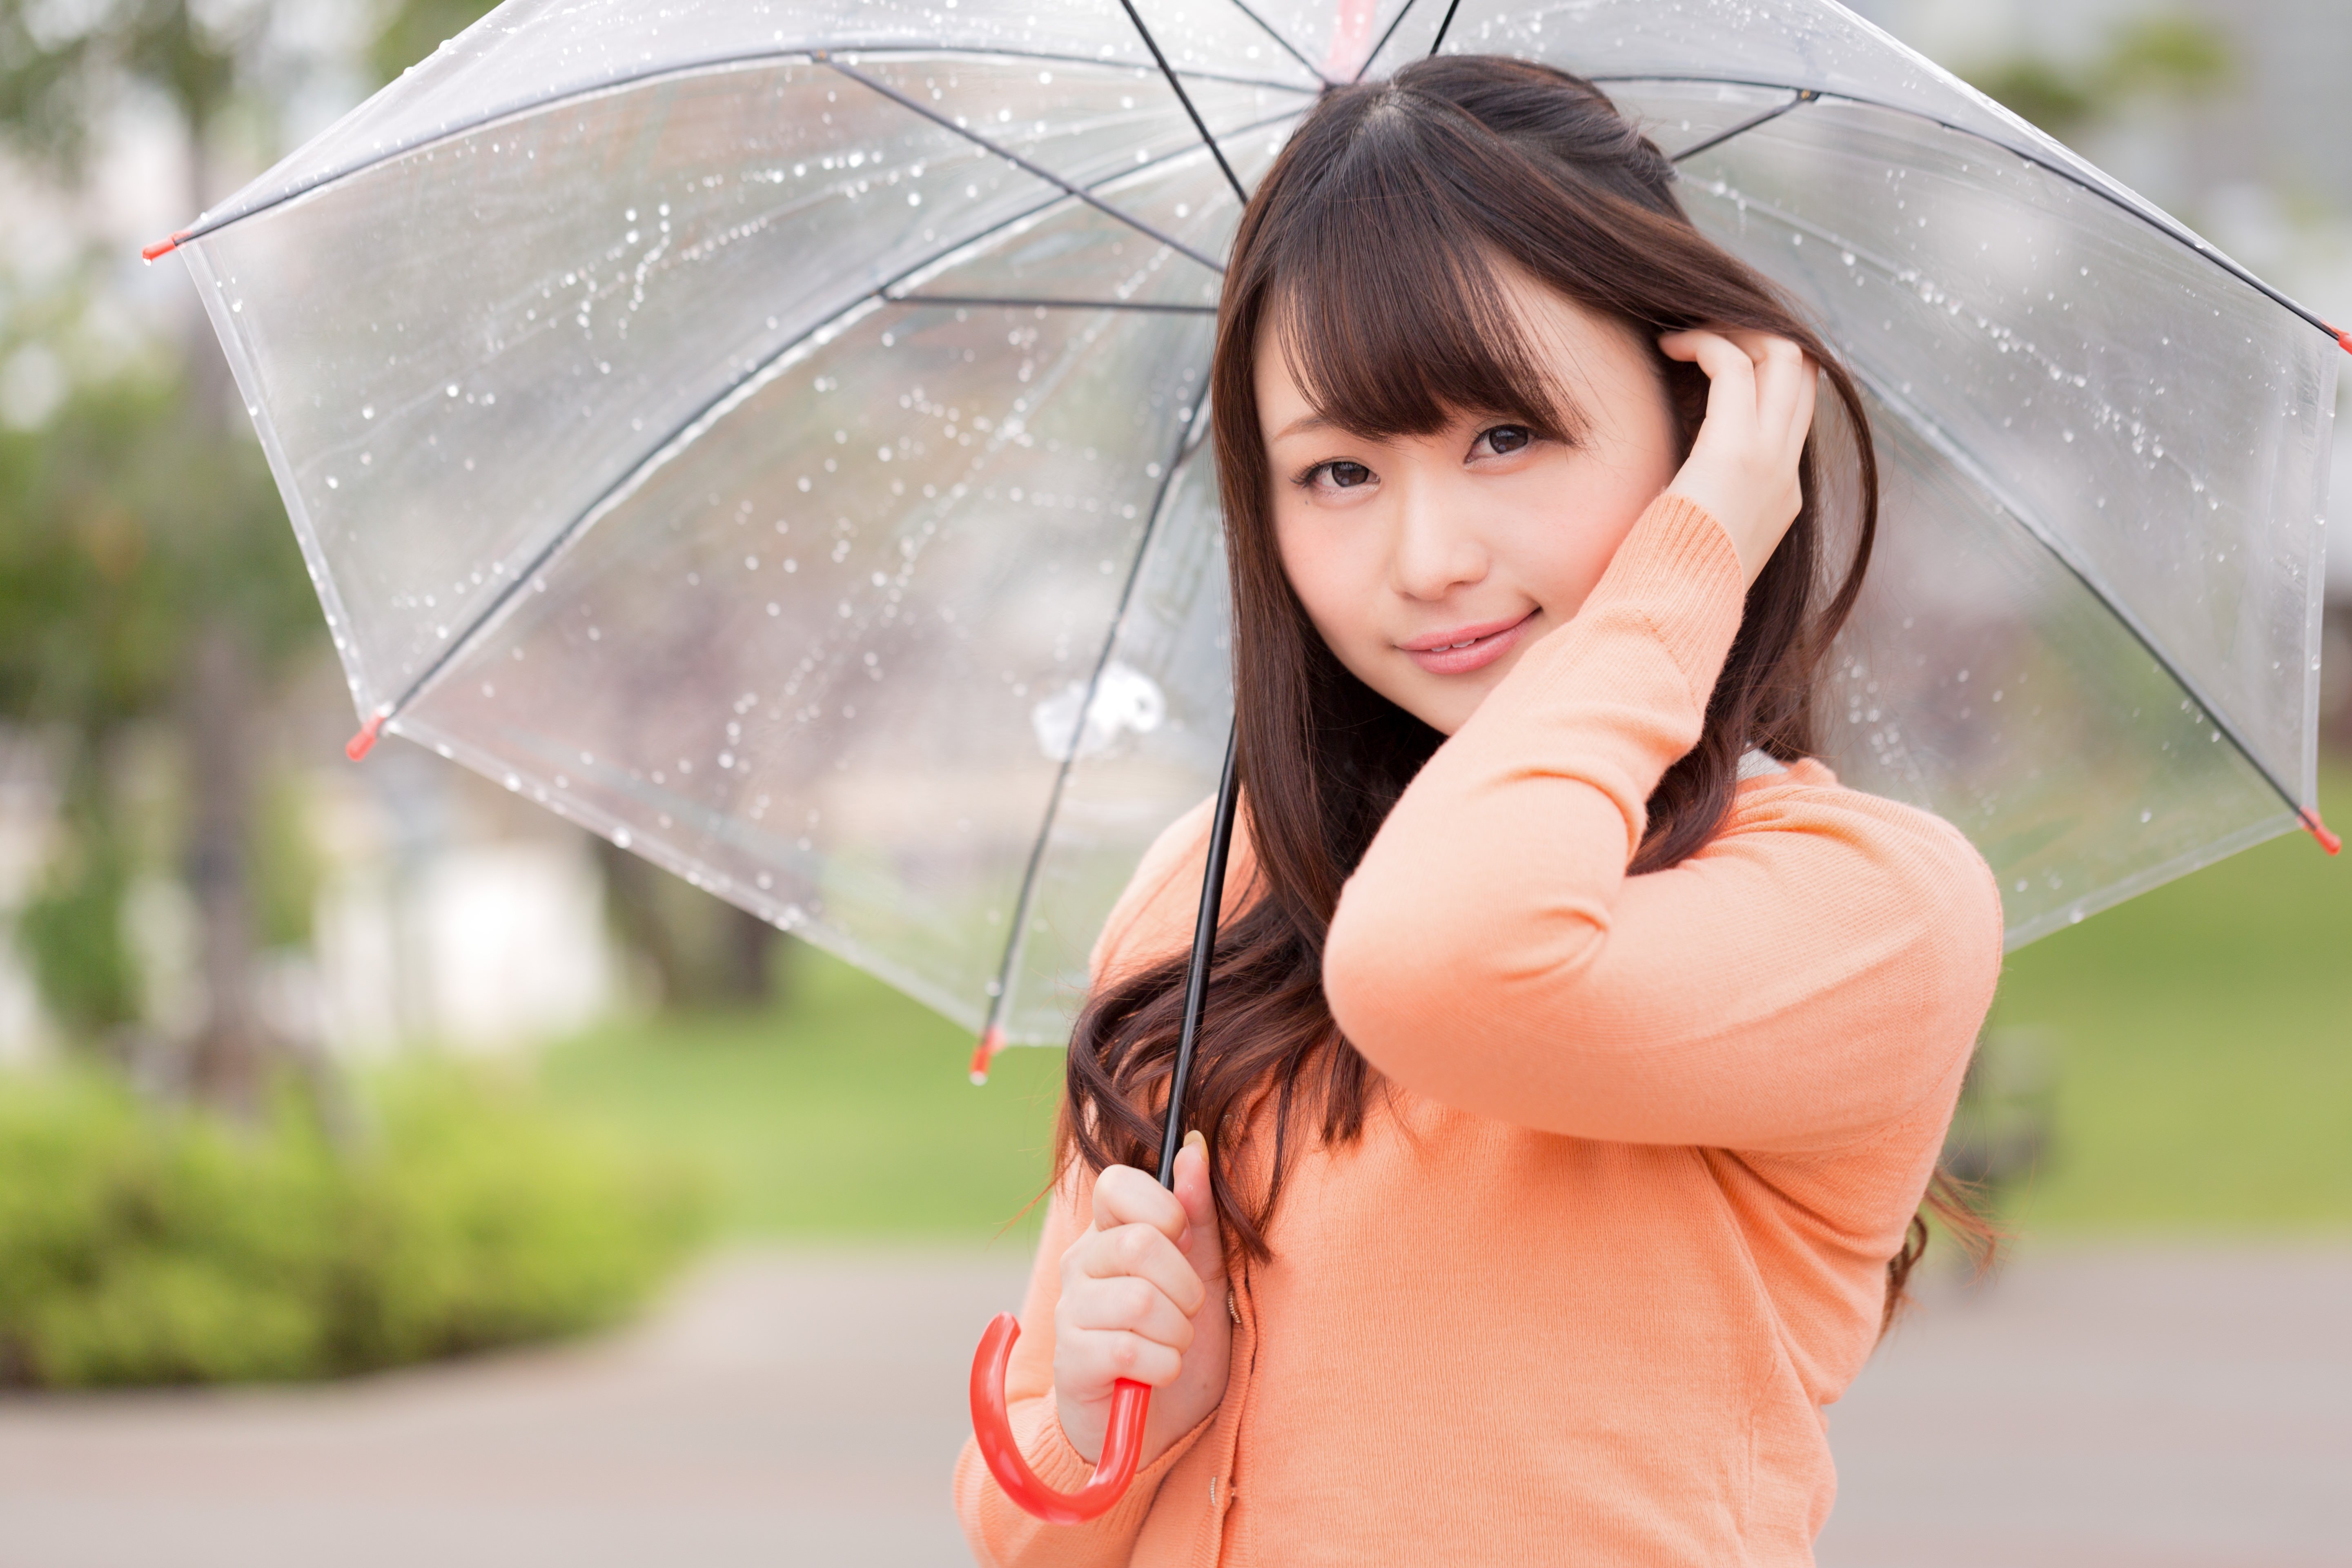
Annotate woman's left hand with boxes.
[1657,328,1817,585]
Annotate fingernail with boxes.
[1183,1128,1207,1160]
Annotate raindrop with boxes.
[446,383,460,397]
[614,828,632,849]
[767,601,781,616]
[361,405,375,419]
[2140,810,2152,824]
[798,477,813,492]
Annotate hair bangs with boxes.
[1265,119,1581,444]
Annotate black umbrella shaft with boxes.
[1158,721,1241,1189]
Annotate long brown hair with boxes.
[1060,56,1988,1324]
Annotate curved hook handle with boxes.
[970,1311,1151,1524]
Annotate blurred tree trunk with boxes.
[182,623,266,1111]
[597,839,783,1012]
[177,133,273,1116]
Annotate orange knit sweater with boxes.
[953,494,2005,1566]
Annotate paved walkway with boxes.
[0,1244,2345,1567]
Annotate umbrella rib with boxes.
[1856,366,2314,825]
[343,115,1297,744]
[1594,74,2345,350]
[822,56,1228,276]
[1209,0,1333,86]
[887,293,1216,314]
[1426,0,1466,57]
[1115,0,1252,206]
[976,406,1215,1054]
[1354,0,1426,83]
[143,45,1314,257]
[1664,91,1817,164]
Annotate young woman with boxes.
[955,56,2002,1566]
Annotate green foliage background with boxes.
[0,1064,708,1388]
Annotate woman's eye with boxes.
[1477,425,1533,457]
[1308,460,1374,491]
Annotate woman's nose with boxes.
[1388,478,1489,601]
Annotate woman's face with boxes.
[1258,270,1683,736]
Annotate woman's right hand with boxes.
[1053,1132,1232,1467]
[1657,327,1817,586]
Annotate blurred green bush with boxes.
[0,1063,708,1388]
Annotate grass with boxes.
[1985,763,2352,1235]
[540,765,2352,1243]
[539,950,1063,1244]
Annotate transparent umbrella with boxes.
[153,0,2343,1523]
[152,0,2340,1078]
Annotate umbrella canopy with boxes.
[156,0,2341,1053]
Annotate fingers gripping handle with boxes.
[969,1312,1151,1525]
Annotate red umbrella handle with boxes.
[970,1312,1151,1524]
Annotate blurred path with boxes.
[0,1244,2345,1568]
[0,1249,1033,1568]
[1819,1245,2352,1568]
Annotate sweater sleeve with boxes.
[1321,493,2005,1154]
[951,1172,1218,1566]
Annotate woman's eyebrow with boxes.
[1274,412,1335,441]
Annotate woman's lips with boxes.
[1400,612,1536,675]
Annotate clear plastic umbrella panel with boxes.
[157,0,2342,1069]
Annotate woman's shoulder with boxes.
[1086,794,1256,988]
[1718,756,2004,951]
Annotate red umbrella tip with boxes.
[2339,330,2352,356]
[345,713,388,761]
[969,1025,1007,1085]
[2301,809,2342,856]
[140,231,188,262]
